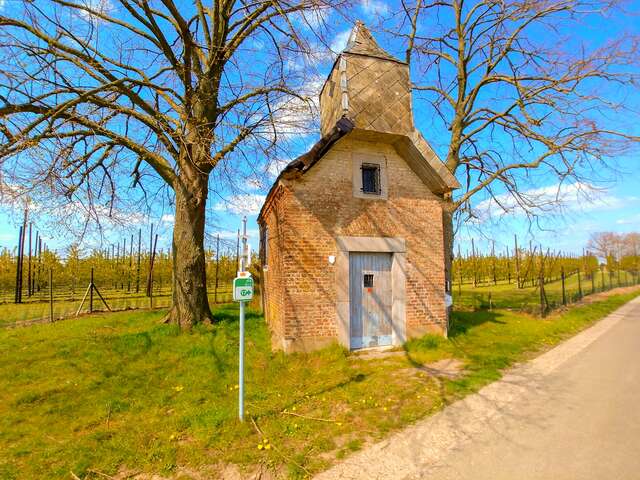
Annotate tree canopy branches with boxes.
[0,0,330,212]
[391,0,639,223]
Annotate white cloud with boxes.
[286,44,334,71]
[161,214,174,224]
[472,181,631,223]
[266,157,291,179]
[214,194,266,215]
[0,178,151,236]
[361,0,389,16]
[293,6,331,29]
[269,76,323,140]
[245,177,265,190]
[616,213,640,225]
[216,228,259,240]
[331,29,352,53]
[78,0,114,21]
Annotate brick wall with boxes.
[261,135,447,351]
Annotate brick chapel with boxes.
[258,22,460,352]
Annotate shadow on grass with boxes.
[400,310,511,405]
[449,310,507,338]
[212,303,263,325]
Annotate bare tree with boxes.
[0,0,332,327]
[588,231,639,260]
[389,0,639,291]
[587,231,620,259]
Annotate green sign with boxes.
[233,276,254,302]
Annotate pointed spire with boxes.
[343,21,400,62]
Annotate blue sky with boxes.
[0,0,638,258]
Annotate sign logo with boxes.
[233,276,254,302]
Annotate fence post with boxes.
[49,268,54,322]
[136,228,142,293]
[90,267,94,313]
[514,234,521,289]
[561,267,566,306]
[15,225,24,304]
[539,271,546,317]
[27,222,32,297]
[457,244,463,295]
[214,234,220,304]
[577,268,582,299]
[128,233,133,292]
[471,238,478,288]
[491,241,497,286]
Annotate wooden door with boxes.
[349,252,393,349]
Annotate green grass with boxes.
[454,271,638,311]
[2,270,635,327]
[0,289,234,326]
[1,291,638,479]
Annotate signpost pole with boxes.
[232,216,253,422]
[239,216,247,422]
[239,292,245,421]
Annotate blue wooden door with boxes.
[349,252,393,349]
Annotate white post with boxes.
[238,216,247,422]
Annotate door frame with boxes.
[335,236,406,349]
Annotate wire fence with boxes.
[0,224,254,326]
[0,272,244,327]
[3,225,639,326]
[454,265,640,316]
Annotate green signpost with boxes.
[233,276,254,302]
[235,217,252,422]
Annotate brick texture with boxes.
[260,137,447,352]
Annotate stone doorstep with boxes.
[351,345,401,360]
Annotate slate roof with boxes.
[343,21,403,63]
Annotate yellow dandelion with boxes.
[265,444,272,450]
[257,444,264,450]
[173,385,184,392]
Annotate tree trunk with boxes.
[164,171,214,328]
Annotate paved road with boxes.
[316,296,640,480]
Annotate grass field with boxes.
[0,288,235,326]
[1,269,636,328]
[1,287,638,479]
[454,270,638,311]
